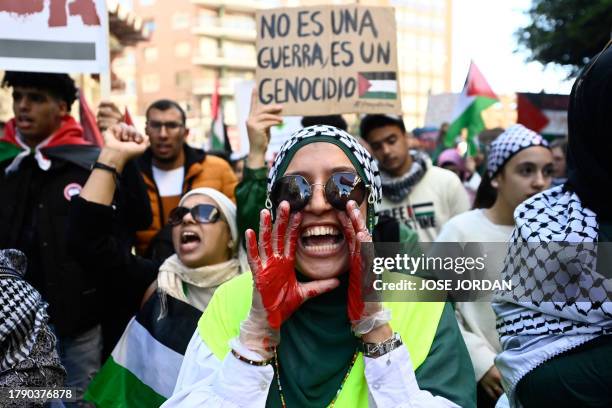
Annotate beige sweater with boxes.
[436,209,514,380]
[378,163,470,242]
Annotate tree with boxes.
[516,0,612,77]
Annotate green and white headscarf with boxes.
[266,125,382,232]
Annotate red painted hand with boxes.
[338,201,384,334]
[245,201,339,330]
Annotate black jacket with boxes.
[0,145,152,337]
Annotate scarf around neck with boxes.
[157,255,240,315]
[266,270,358,408]
[380,150,428,203]
[0,116,89,174]
[0,249,49,372]
[492,186,612,405]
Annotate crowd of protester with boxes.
[0,42,609,408]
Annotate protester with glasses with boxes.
[67,124,248,406]
[96,99,238,259]
[163,125,475,407]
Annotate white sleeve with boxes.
[163,335,274,408]
[365,345,460,408]
[454,304,497,381]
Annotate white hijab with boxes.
[157,188,248,311]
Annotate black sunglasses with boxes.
[168,204,221,226]
[271,172,368,213]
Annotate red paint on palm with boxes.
[247,207,306,330]
[254,256,303,329]
[347,245,365,322]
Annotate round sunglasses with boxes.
[168,204,221,226]
[270,172,368,212]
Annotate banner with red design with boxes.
[0,0,109,73]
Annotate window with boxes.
[143,20,156,34]
[172,12,190,30]
[142,74,160,93]
[143,47,158,62]
[199,38,218,56]
[175,71,192,90]
[222,42,255,60]
[198,10,218,27]
[175,42,191,58]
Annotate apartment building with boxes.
[129,0,453,145]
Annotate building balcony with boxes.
[192,78,237,96]
[193,55,256,70]
[192,0,280,13]
[192,25,256,42]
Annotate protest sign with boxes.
[0,0,109,74]
[255,5,401,116]
[234,79,303,160]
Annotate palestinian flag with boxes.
[517,93,569,136]
[210,78,226,151]
[358,72,397,100]
[445,62,498,155]
[84,293,201,407]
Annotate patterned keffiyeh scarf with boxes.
[266,125,382,232]
[379,150,428,203]
[0,249,50,372]
[492,186,612,406]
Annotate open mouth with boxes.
[180,231,201,251]
[300,225,344,254]
[17,116,33,128]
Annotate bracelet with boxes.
[91,161,121,181]
[231,348,273,366]
[360,332,403,359]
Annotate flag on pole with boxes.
[79,91,104,147]
[210,79,226,151]
[84,294,201,407]
[123,107,134,126]
[445,62,498,155]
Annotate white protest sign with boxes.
[234,79,303,161]
[0,0,109,74]
[255,5,401,116]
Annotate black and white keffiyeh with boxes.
[492,186,612,406]
[0,249,50,372]
[266,125,382,216]
[487,124,549,177]
[380,150,428,203]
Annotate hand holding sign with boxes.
[246,87,283,168]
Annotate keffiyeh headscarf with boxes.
[487,124,548,177]
[0,249,50,372]
[266,125,382,232]
[492,45,612,407]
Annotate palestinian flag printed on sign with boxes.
[85,293,201,407]
[358,72,398,100]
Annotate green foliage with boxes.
[516,0,612,77]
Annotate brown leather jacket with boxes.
[135,144,237,255]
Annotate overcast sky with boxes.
[451,0,575,95]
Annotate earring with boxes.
[491,180,499,188]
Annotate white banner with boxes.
[234,79,303,161]
[0,0,109,74]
